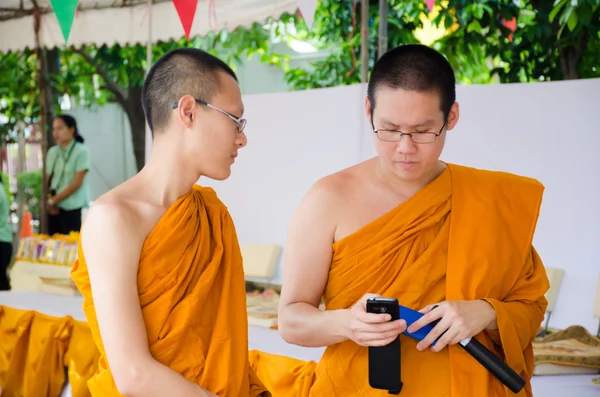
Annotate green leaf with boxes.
[558,4,572,26]
[567,9,578,30]
[549,0,568,22]
[467,20,483,33]
[445,14,454,29]
[473,4,485,19]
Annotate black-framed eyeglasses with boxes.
[373,119,448,144]
[173,98,247,132]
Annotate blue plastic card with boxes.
[399,305,442,346]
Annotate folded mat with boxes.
[533,325,600,383]
[246,289,279,328]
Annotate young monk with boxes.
[273,44,550,396]
[71,48,268,397]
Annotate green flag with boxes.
[49,0,79,43]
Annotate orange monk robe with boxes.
[446,164,549,397]
[71,185,268,397]
[0,307,35,396]
[63,319,101,397]
[253,164,549,397]
[248,350,317,397]
[310,166,454,396]
[22,311,72,397]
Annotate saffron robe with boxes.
[253,163,549,397]
[71,185,268,397]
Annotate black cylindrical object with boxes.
[459,337,526,394]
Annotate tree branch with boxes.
[74,48,127,108]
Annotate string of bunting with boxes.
[47,0,517,48]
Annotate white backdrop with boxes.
[69,104,138,200]
[203,79,600,334]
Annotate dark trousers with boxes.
[48,208,82,236]
[0,241,12,290]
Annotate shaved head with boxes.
[142,48,237,135]
[367,44,456,119]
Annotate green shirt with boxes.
[46,140,91,211]
[0,185,12,243]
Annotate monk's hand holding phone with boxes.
[342,293,407,347]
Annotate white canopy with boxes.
[0,0,313,53]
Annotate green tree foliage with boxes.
[16,171,42,217]
[0,50,40,140]
[282,0,599,89]
[0,1,597,168]
[434,0,599,82]
[51,22,291,171]
[282,0,426,90]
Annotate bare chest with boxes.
[333,190,409,243]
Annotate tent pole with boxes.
[360,0,369,82]
[144,0,153,166]
[34,7,48,235]
[147,0,152,73]
[378,0,388,59]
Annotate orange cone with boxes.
[20,211,33,238]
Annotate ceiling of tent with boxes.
[0,1,171,21]
[0,0,300,52]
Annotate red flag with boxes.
[425,0,435,12]
[502,17,517,42]
[172,0,198,39]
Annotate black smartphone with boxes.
[366,297,402,394]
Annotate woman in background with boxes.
[0,174,12,290]
[45,114,91,235]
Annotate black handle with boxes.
[459,337,526,394]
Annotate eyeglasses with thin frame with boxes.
[374,119,448,144]
[172,98,247,132]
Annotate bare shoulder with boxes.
[304,160,367,211]
[84,193,144,239]
[80,183,163,270]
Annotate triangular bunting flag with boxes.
[49,0,79,43]
[172,0,198,39]
[297,0,318,31]
[425,0,435,13]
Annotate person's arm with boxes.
[278,179,405,348]
[45,148,54,190]
[51,170,87,203]
[52,148,90,204]
[278,180,347,347]
[81,204,217,397]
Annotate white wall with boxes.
[68,104,138,201]
[203,79,600,334]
